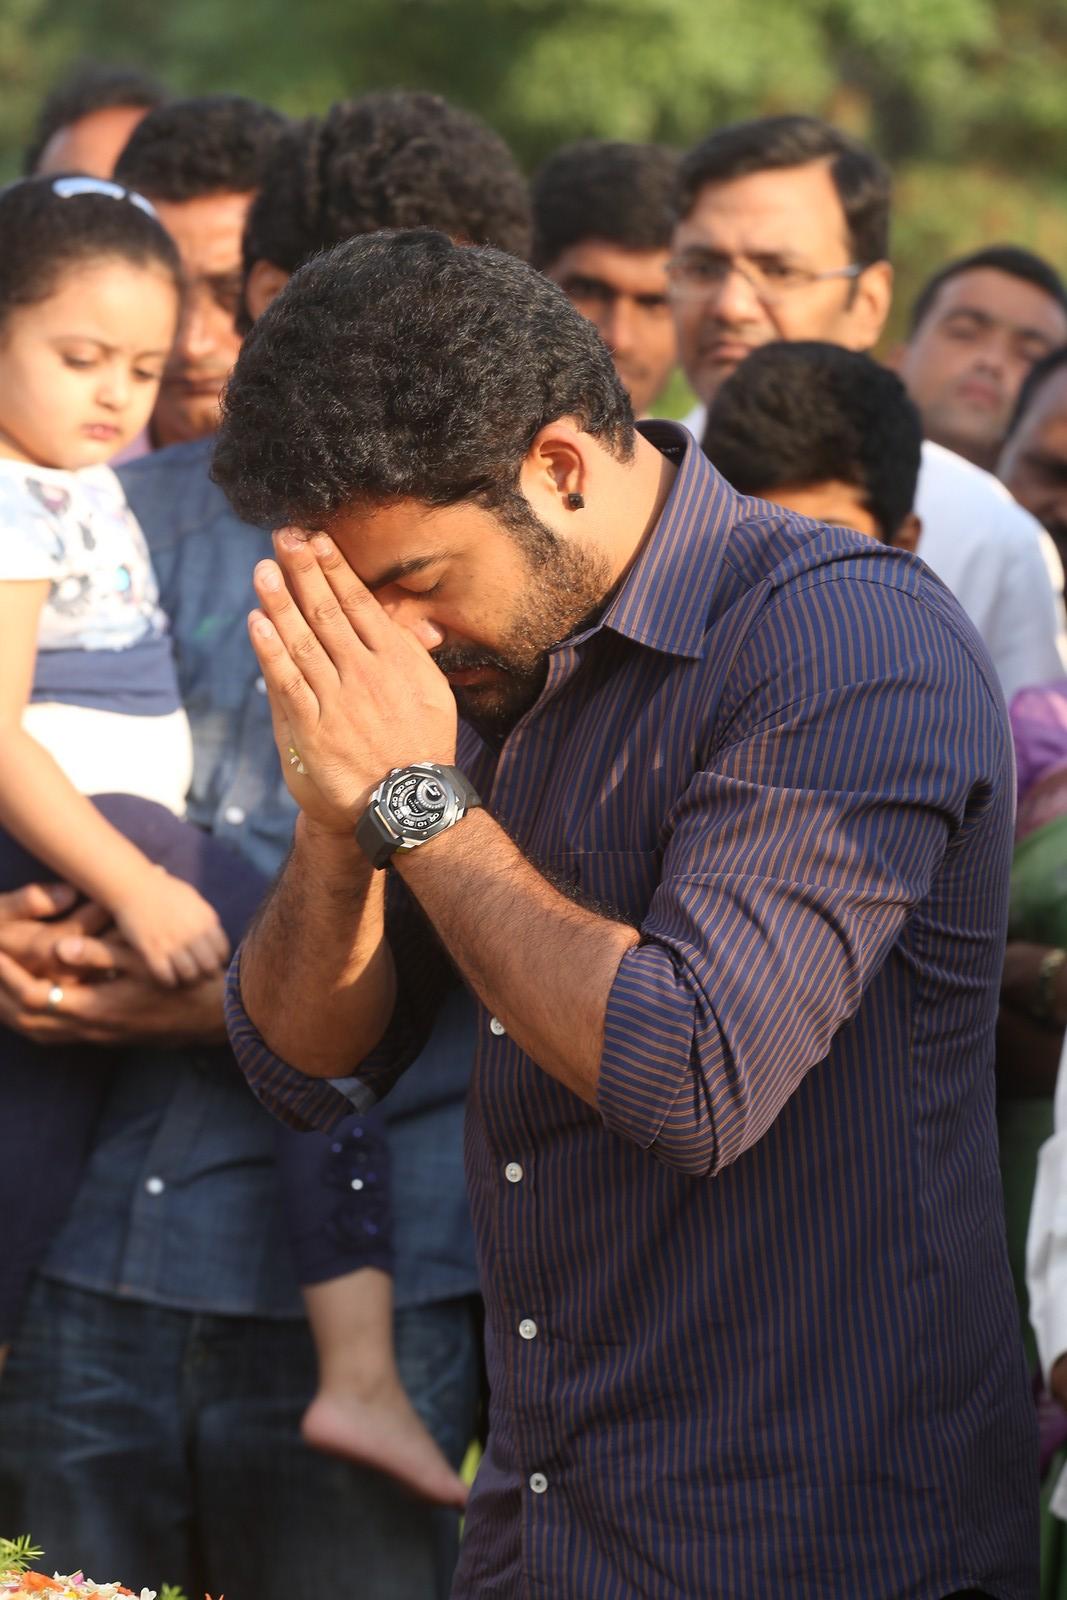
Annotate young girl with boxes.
[0,176,467,1510]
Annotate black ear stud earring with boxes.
[566,492,585,510]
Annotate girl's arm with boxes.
[0,580,228,987]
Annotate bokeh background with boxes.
[2,0,1065,347]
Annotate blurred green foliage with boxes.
[2,0,1066,334]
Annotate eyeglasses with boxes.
[665,250,863,306]
[50,175,158,221]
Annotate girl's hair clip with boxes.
[50,175,158,221]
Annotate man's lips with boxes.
[444,666,497,688]
[699,339,757,366]
[955,379,1003,409]
[82,423,120,440]
[163,374,228,396]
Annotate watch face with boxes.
[383,769,454,838]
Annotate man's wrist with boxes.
[296,811,372,864]
[392,803,489,882]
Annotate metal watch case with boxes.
[356,763,480,868]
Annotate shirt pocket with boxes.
[560,850,661,927]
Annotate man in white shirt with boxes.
[672,114,1067,700]
[894,246,1067,474]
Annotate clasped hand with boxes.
[249,529,458,831]
[0,884,225,1046]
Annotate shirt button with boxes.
[223,804,245,825]
[255,675,268,695]
[144,1176,165,1196]
[350,1178,364,1191]
[519,1318,538,1340]
[489,1016,506,1036]
[505,1162,523,1183]
[529,1473,548,1494]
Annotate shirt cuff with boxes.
[225,948,374,1132]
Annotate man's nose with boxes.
[704,265,763,324]
[174,290,222,364]
[972,339,1007,377]
[602,297,637,357]
[378,594,446,651]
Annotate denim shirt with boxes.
[42,436,477,1317]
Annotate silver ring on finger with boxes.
[46,983,65,1012]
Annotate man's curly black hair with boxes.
[114,94,286,202]
[23,61,168,176]
[531,141,680,270]
[703,341,922,543]
[212,230,633,534]
[242,92,532,281]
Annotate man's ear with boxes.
[245,259,292,323]
[843,259,894,352]
[521,420,588,508]
[891,511,922,554]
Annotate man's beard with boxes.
[432,532,614,742]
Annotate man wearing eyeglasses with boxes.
[670,114,1067,702]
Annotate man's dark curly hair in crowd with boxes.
[530,140,679,270]
[243,92,533,284]
[704,341,922,544]
[213,230,633,538]
[115,94,286,200]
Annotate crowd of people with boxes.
[0,58,1066,1600]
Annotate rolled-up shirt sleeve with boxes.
[597,579,1012,1177]
[225,871,457,1132]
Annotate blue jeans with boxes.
[0,1278,480,1600]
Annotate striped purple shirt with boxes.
[228,424,1037,1598]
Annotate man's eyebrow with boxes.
[941,306,996,328]
[366,553,451,592]
[562,273,614,294]
[199,269,244,291]
[943,305,1059,343]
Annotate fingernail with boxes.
[311,534,334,558]
[251,615,275,639]
[277,530,305,552]
[255,561,281,591]
[44,884,76,908]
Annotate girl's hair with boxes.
[0,174,181,329]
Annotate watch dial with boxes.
[386,771,450,835]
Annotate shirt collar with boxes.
[595,421,737,661]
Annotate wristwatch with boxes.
[355,763,482,869]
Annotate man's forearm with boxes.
[240,814,395,1075]
[396,809,639,1105]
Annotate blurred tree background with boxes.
[2,0,1066,343]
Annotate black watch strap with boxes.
[355,764,481,869]
[440,765,482,813]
